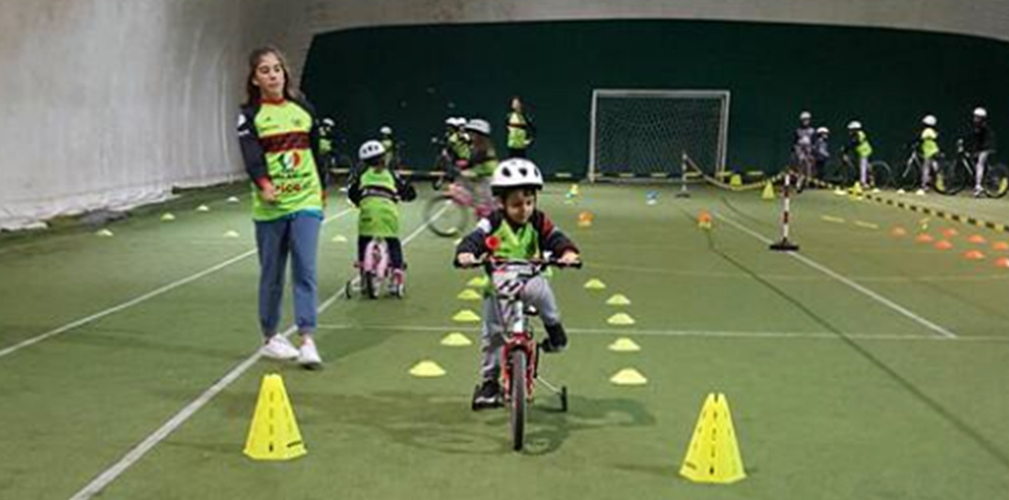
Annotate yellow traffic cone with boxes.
[243,374,307,461]
[679,393,746,484]
[453,309,481,323]
[761,182,775,200]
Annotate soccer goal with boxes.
[588,89,730,182]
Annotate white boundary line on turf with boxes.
[315,323,1006,343]
[67,207,444,500]
[0,209,354,360]
[715,212,957,339]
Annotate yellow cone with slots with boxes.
[680,393,746,484]
[608,313,636,325]
[609,368,647,385]
[453,309,481,323]
[457,289,482,301]
[467,276,489,288]
[243,374,307,461]
[608,338,641,352]
[606,294,631,306]
[440,332,473,347]
[584,279,607,290]
[409,361,446,377]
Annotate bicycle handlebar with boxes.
[454,256,583,270]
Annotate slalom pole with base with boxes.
[676,151,690,198]
[770,171,800,251]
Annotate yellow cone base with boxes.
[95,229,114,237]
[584,279,607,290]
[224,230,240,238]
[680,393,746,484]
[409,361,446,377]
[608,338,641,352]
[244,374,307,461]
[440,332,473,347]
[196,204,210,212]
[227,196,241,203]
[608,313,636,326]
[467,276,489,288]
[606,294,632,306]
[610,368,647,385]
[453,310,481,323]
[457,289,482,301]
[331,235,348,243]
[161,213,176,222]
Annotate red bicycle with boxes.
[458,251,579,451]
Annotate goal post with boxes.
[588,89,730,182]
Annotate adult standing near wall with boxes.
[237,45,326,369]
[506,97,535,158]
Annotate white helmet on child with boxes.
[491,158,544,194]
[465,118,491,135]
[816,127,829,135]
[799,111,812,121]
[922,115,937,126]
[358,140,386,161]
[847,121,862,131]
[974,107,988,118]
[379,125,393,135]
[321,118,335,127]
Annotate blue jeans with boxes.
[255,213,322,338]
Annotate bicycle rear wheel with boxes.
[424,194,470,237]
[983,163,1009,198]
[894,158,921,191]
[935,160,966,195]
[509,350,527,452]
[868,161,892,189]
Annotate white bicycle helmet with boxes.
[922,115,937,127]
[847,121,863,131]
[358,140,386,161]
[465,118,491,135]
[379,125,393,135]
[816,127,829,135]
[974,107,988,118]
[491,158,544,194]
[321,118,335,127]
[799,111,812,121]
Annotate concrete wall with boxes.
[0,0,286,230]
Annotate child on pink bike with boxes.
[347,140,416,291]
[456,118,498,218]
[455,158,581,409]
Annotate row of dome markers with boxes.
[93,197,245,238]
[407,274,649,386]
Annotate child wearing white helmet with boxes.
[347,140,417,291]
[918,115,941,191]
[456,158,581,409]
[967,107,997,196]
[378,125,399,169]
[457,118,498,217]
[846,121,874,187]
[813,127,831,178]
[792,111,816,189]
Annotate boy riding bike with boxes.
[347,140,417,293]
[455,158,581,409]
[456,118,497,218]
[967,107,997,197]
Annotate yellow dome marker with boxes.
[457,289,482,301]
[196,204,210,212]
[243,374,307,461]
[160,213,176,222]
[584,278,607,290]
[608,338,641,352]
[453,310,481,323]
[607,313,636,326]
[680,393,747,484]
[95,229,114,237]
[606,294,631,306]
[467,276,489,288]
[440,332,473,347]
[331,235,348,243]
[224,230,240,238]
[227,196,241,203]
[609,368,647,385]
[409,360,447,378]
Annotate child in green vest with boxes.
[455,158,581,409]
[347,140,416,290]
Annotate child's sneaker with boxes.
[298,338,323,370]
[261,335,299,360]
[472,379,502,410]
[540,323,569,353]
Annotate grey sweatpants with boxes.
[480,276,561,380]
[975,151,991,191]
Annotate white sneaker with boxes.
[298,338,323,369]
[261,335,299,360]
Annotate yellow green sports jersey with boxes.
[507,112,531,149]
[920,128,940,158]
[237,98,324,222]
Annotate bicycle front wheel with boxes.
[868,161,892,189]
[509,351,527,452]
[983,163,1009,198]
[935,160,966,195]
[424,194,470,237]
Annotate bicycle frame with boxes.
[489,263,540,404]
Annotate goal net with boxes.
[589,89,730,182]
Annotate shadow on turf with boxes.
[210,390,656,456]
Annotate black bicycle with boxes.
[934,139,1008,197]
